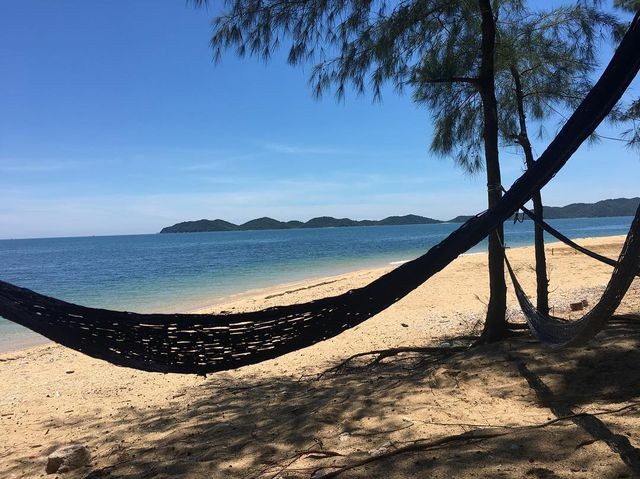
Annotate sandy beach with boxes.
[1,234,639,478]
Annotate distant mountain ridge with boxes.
[160,214,441,233]
[447,197,640,222]
[160,197,639,233]
[541,197,640,219]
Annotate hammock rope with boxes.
[517,203,640,276]
[0,11,639,374]
[505,205,640,347]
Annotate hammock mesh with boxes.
[506,205,640,347]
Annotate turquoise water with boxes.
[0,216,634,351]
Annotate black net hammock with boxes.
[505,204,640,348]
[0,12,639,375]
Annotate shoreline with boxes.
[0,233,629,355]
[0,334,50,355]
[176,233,629,315]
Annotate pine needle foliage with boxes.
[614,0,640,12]
[191,1,497,100]
[415,3,618,173]
[612,98,640,149]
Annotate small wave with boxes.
[389,260,410,265]
[571,224,630,232]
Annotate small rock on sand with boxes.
[369,441,393,456]
[45,444,91,474]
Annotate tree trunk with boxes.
[510,65,550,315]
[477,0,507,342]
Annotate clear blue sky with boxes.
[0,1,637,239]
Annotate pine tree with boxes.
[414,3,617,318]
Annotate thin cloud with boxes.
[0,159,84,173]
[179,153,260,171]
[180,161,227,172]
[263,143,348,155]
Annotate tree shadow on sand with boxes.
[7,316,640,479]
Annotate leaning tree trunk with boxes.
[510,65,550,315]
[478,0,507,342]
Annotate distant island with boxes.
[448,197,640,223]
[160,214,441,233]
[160,197,639,233]
[527,197,640,220]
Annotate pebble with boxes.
[45,444,91,474]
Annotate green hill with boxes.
[379,214,441,226]
[159,219,237,233]
[542,197,640,219]
[304,217,360,228]
[239,217,290,230]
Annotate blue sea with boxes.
[0,216,634,351]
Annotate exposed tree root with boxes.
[318,346,468,378]
[313,429,506,478]
[265,401,640,478]
[264,449,344,479]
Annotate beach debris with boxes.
[311,470,332,478]
[65,370,74,374]
[45,444,91,474]
[369,441,393,456]
[431,367,461,389]
[275,473,300,479]
[401,323,409,327]
[570,301,586,311]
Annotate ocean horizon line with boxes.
[1,213,637,242]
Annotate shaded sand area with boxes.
[1,235,639,478]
